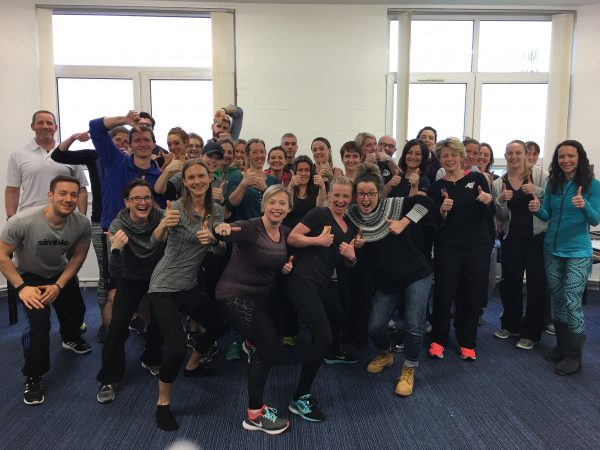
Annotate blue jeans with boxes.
[368,275,432,367]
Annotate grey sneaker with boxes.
[515,338,538,350]
[493,329,517,339]
[242,406,290,435]
[97,384,116,404]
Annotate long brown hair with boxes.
[179,159,214,224]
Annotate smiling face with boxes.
[268,149,286,172]
[263,191,290,225]
[405,145,422,171]
[527,147,540,166]
[465,143,480,167]
[356,181,380,214]
[212,120,230,139]
[129,130,154,160]
[295,161,311,186]
[31,112,58,145]
[505,142,526,173]
[167,133,188,159]
[328,183,353,216]
[124,185,153,222]
[234,142,246,162]
[342,150,362,173]
[187,138,203,159]
[48,181,79,218]
[419,129,436,151]
[439,147,462,173]
[478,145,491,171]
[311,140,330,165]
[221,142,234,167]
[248,142,266,170]
[182,163,210,198]
[112,132,130,154]
[378,136,396,157]
[557,145,579,179]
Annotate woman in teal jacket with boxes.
[530,140,600,375]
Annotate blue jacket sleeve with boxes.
[582,179,600,226]
[229,107,244,141]
[535,183,552,222]
[89,118,125,170]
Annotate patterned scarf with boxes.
[346,197,404,242]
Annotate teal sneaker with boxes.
[288,394,325,422]
[226,341,241,361]
[324,351,359,365]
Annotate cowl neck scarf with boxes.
[346,197,404,242]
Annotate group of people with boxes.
[2,108,599,435]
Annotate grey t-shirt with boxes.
[0,206,92,277]
[148,201,224,293]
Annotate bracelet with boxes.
[54,283,63,292]
[15,282,26,292]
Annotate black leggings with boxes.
[218,297,280,410]
[147,287,225,384]
[97,278,164,384]
[287,276,343,397]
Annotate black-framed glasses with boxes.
[127,195,153,204]
[356,192,378,199]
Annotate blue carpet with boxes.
[1,287,600,449]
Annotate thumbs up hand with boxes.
[440,189,454,217]
[572,186,586,209]
[499,182,513,202]
[339,239,357,261]
[528,190,541,212]
[197,219,217,245]
[281,255,294,274]
[104,229,129,250]
[161,201,181,228]
[476,185,493,205]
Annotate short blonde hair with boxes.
[437,137,465,159]
[261,184,294,213]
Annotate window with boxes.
[388,16,554,161]
[52,13,214,150]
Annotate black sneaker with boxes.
[198,341,219,364]
[141,361,160,376]
[128,316,145,335]
[97,384,116,404]
[324,351,359,365]
[242,405,290,434]
[288,394,326,422]
[62,339,92,355]
[24,376,44,405]
[186,331,198,350]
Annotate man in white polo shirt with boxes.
[5,110,88,218]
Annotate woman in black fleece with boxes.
[345,163,433,397]
[427,138,496,361]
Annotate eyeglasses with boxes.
[127,195,153,203]
[356,192,378,199]
[380,143,396,149]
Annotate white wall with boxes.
[569,3,600,170]
[1,1,599,283]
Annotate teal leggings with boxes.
[543,252,592,334]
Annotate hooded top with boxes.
[108,207,165,281]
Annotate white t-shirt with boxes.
[6,139,89,213]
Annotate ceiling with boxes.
[176,0,597,5]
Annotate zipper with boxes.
[552,183,568,251]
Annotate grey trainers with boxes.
[242,406,290,435]
[515,338,538,350]
[493,329,518,339]
[141,361,160,376]
[97,384,116,404]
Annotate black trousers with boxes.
[148,287,225,384]
[430,244,491,349]
[499,232,547,341]
[287,276,344,397]
[97,278,164,384]
[21,272,86,377]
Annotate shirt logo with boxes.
[466,182,475,189]
[37,239,70,246]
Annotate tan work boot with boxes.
[395,366,415,397]
[366,352,393,374]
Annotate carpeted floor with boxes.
[1,287,600,450]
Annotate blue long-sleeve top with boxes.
[535,178,600,257]
[89,118,165,229]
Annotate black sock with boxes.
[156,405,179,431]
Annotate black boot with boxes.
[554,332,585,376]
[543,322,568,362]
